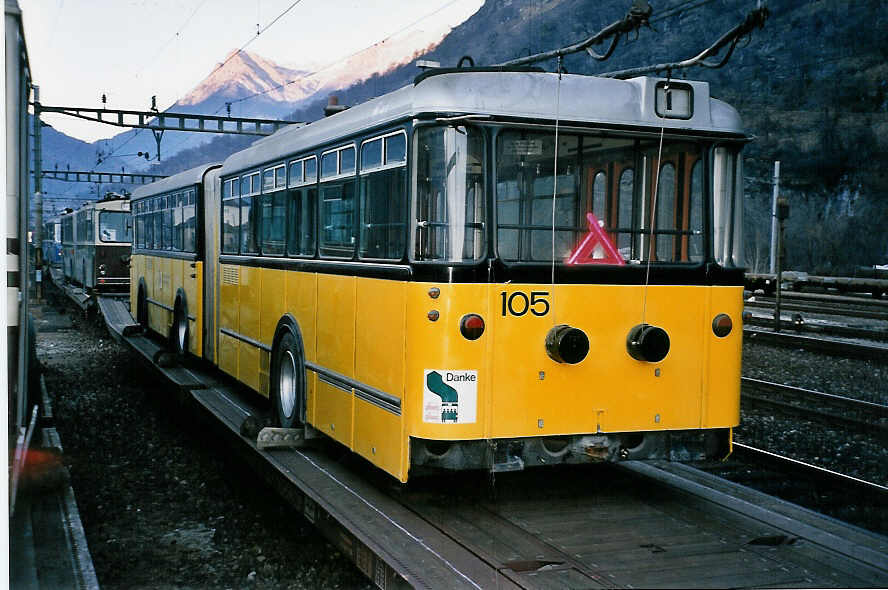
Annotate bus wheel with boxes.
[137,284,148,330]
[271,330,305,428]
[171,296,188,356]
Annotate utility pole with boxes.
[32,84,43,300]
[774,196,790,332]
[769,161,780,274]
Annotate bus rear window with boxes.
[495,130,705,265]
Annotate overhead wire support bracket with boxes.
[599,2,769,79]
[33,105,302,137]
[41,170,167,184]
[494,0,653,68]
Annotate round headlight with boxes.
[627,324,670,362]
[545,324,589,364]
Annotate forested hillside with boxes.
[125,0,888,272]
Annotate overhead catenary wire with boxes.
[89,0,211,172]
[97,0,307,167]
[163,0,464,159]
[218,0,464,112]
[202,0,307,85]
[132,0,211,83]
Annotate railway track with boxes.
[741,377,888,436]
[745,298,888,322]
[743,327,888,360]
[743,315,888,341]
[93,296,888,589]
[695,441,888,537]
[730,442,888,511]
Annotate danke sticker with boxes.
[423,370,477,424]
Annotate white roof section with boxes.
[221,72,744,177]
[131,162,221,201]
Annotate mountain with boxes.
[175,50,317,119]
[174,24,459,121]
[36,1,888,272]
[38,19,466,208]
[273,0,888,273]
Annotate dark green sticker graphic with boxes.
[426,371,458,423]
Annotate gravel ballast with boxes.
[36,293,370,589]
[34,285,888,586]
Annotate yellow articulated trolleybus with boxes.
[131,69,746,482]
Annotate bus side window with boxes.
[414,126,485,262]
[173,192,184,251]
[260,189,286,255]
[287,187,316,257]
[183,190,197,253]
[222,178,240,254]
[359,167,406,259]
[319,145,356,258]
[241,194,259,255]
[688,160,704,261]
[163,197,173,250]
[359,131,407,260]
[153,200,162,250]
[319,182,355,258]
[286,157,317,257]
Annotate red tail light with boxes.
[460,314,484,340]
[712,314,732,337]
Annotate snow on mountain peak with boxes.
[177,49,315,107]
[175,20,457,115]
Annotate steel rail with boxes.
[750,290,888,309]
[744,299,888,321]
[742,377,888,416]
[743,315,888,341]
[741,377,888,437]
[731,442,888,503]
[743,328,888,360]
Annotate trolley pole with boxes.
[774,196,789,332]
[769,161,780,274]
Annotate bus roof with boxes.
[221,72,744,176]
[131,162,221,201]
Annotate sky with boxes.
[21,0,484,142]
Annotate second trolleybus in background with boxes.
[61,193,132,293]
[131,69,746,482]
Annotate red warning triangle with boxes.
[566,213,626,265]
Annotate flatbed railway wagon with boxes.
[132,69,746,482]
[63,194,132,292]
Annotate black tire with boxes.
[137,284,148,330]
[270,329,305,428]
[171,295,188,357]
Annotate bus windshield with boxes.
[99,211,132,243]
[495,129,709,265]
